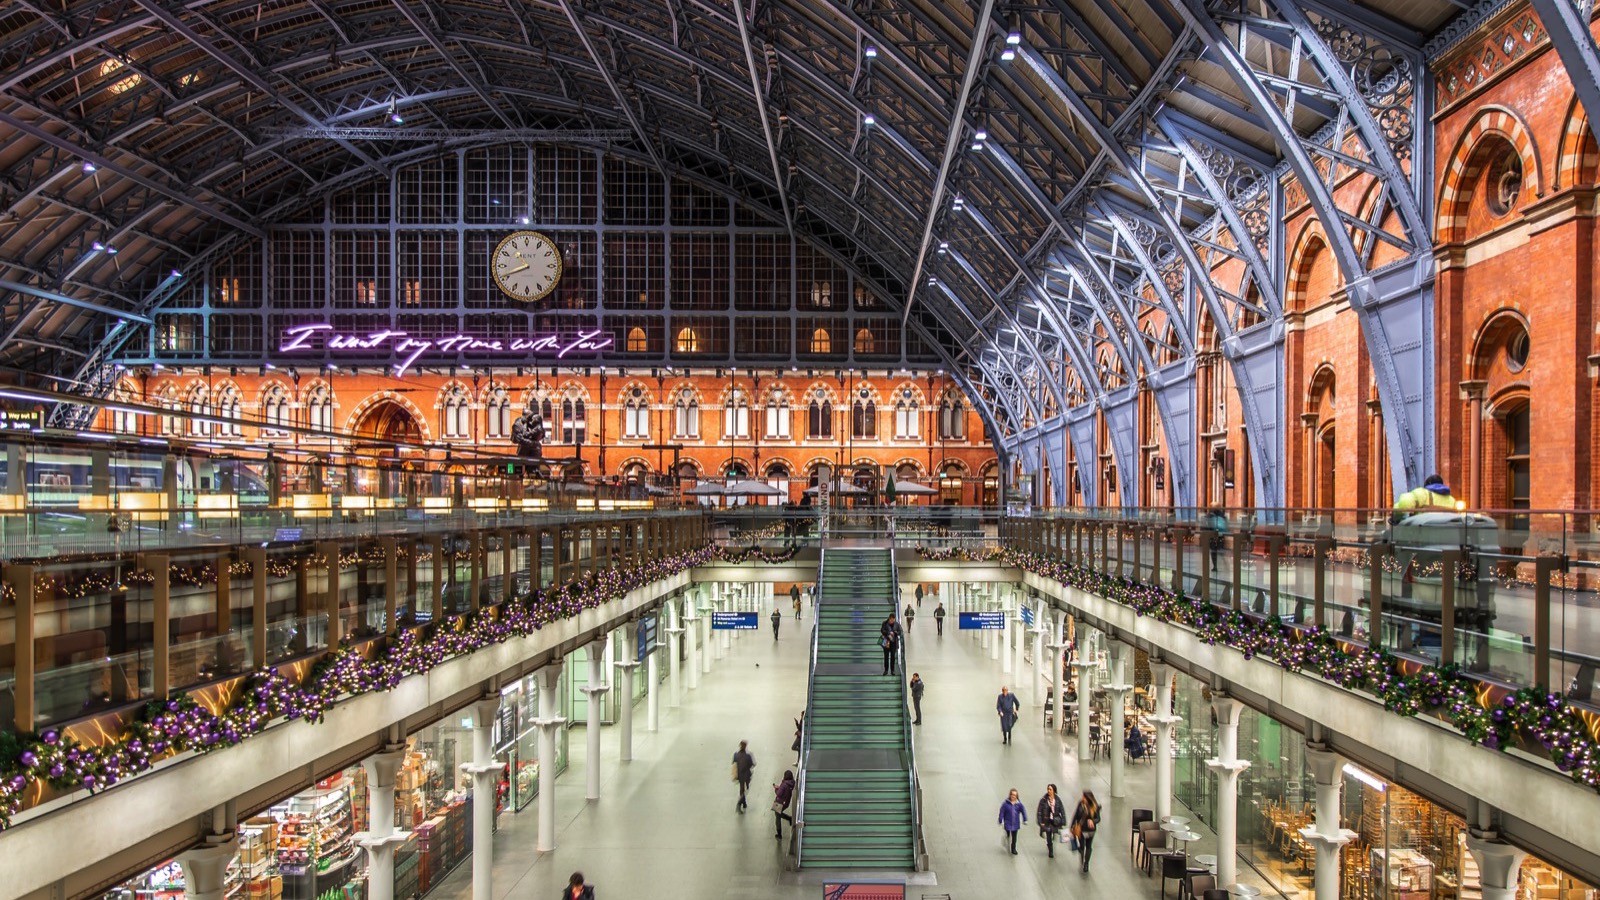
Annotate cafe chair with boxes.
[1183,873,1217,900]
[1141,825,1174,875]
[1130,808,1153,858]
[1203,890,1231,900]
[1161,853,1189,899]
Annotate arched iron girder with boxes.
[1175,0,1433,498]
[1527,0,1600,147]
[942,245,1068,419]
[927,275,1041,425]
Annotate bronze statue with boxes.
[511,402,546,458]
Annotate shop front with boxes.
[498,670,572,813]
[1168,671,1596,900]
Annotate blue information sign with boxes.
[711,611,760,630]
[1020,606,1035,626]
[958,611,1007,630]
[273,527,303,542]
[637,612,658,661]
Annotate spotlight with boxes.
[82,161,96,173]
[170,269,183,278]
[863,113,875,126]
[937,241,949,254]
[1001,47,1016,61]
[520,216,530,225]
[388,100,404,124]
[864,46,878,58]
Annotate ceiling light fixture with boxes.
[82,161,96,173]
[863,113,875,126]
[864,46,878,58]
[388,100,404,124]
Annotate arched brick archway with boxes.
[1437,106,1544,243]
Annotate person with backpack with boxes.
[1070,789,1102,872]
[1036,783,1068,859]
[998,789,1028,855]
[732,740,755,812]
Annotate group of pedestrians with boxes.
[730,739,799,840]
[998,786,1101,870]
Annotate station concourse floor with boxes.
[428,605,1234,900]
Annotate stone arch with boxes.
[1286,225,1334,313]
[1437,106,1544,243]
[1468,308,1532,381]
[1306,363,1338,417]
[344,390,433,443]
[1556,98,1600,189]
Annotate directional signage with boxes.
[1020,605,1035,627]
[958,611,1007,630]
[637,612,658,661]
[711,611,759,630]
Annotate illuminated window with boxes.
[216,277,241,306]
[262,386,290,434]
[676,327,700,353]
[674,388,699,438]
[723,388,750,439]
[623,386,650,439]
[306,386,334,432]
[810,328,831,354]
[627,327,649,353]
[216,386,242,437]
[400,280,423,307]
[443,387,471,439]
[811,282,832,308]
[764,388,789,439]
[894,388,920,439]
[99,58,141,93]
[561,390,587,444]
[188,386,211,436]
[356,280,378,306]
[110,386,139,434]
[854,328,875,355]
[486,388,511,439]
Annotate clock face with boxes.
[492,231,563,302]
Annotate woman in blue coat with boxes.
[998,788,1028,855]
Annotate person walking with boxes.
[934,601,946,636]
[1070,789,1101,872]
[793,594,802,621]
[914,584,924,608]
[792,713,804,765]
[789,583,801,609]
[910,673,925,725]
[996,686,1021,745]
[772,769,797,840]
[903,602,916,631]
[732,740,755,812]
[998,789,1028,855]
[562,872,595,899]
[880,613,904,676]
[770,608,781,641]
[1037,783,1067,859]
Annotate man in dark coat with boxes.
[934,602,947,636]
[880,614,904,676]
[910,673,925,725]
[732,740,756,811]
[996,686,1021,745]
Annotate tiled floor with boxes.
[427,596,1278,900]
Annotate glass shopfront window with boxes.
[501,670,570,812]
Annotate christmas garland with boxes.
[1002,547,1600,794]
[715,543,801,564]
[0,543,714,830]
[915,545,1006,562]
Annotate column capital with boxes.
[531,715,568,730]
[534,662,563,692]
[363,743,409,787]
[1299,824,1357,850]
[1465,834,1528,891]
[580,683,610,696]
[177,833,240,897]
[1210,693,1245,726]
[1459,378,1489,400]
[1147,713,1183,727]
[461,760,501,776]
[1150,662,1176,682]
[1205,758,1251,777]
[1104,682,1134,695]
[356,829,412,850]
[614,659,642,671]
[470,696,500,729]
[1304,744,1343,785]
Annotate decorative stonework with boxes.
[1435,6,1548,112]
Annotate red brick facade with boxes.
[102,369,1001,505]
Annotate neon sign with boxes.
[278,323,615,375]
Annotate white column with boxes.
[615,623,640,761]
[355,744,408,900]
[1011,593,1025,679]
[1466,834,1528,900]
[1001,593,1014,674]
[1031,605,1045,705]
[683,596,700,690]
[582,641,609,801]
[462,698,500,900]
[177,831,239,900]
[665,598,685,704]
[718,584,731,654]
[1073,625,1094,761]
[646,623,661,733]
[1207,694,1250,889]
[1148,662,1181,822]
[1301,746,1357,900]
[533,664,566,852]
[706,584,720,660]
[989,594,1003,660]
[1106,643,1132,799]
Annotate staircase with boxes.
[796,547,921,870]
